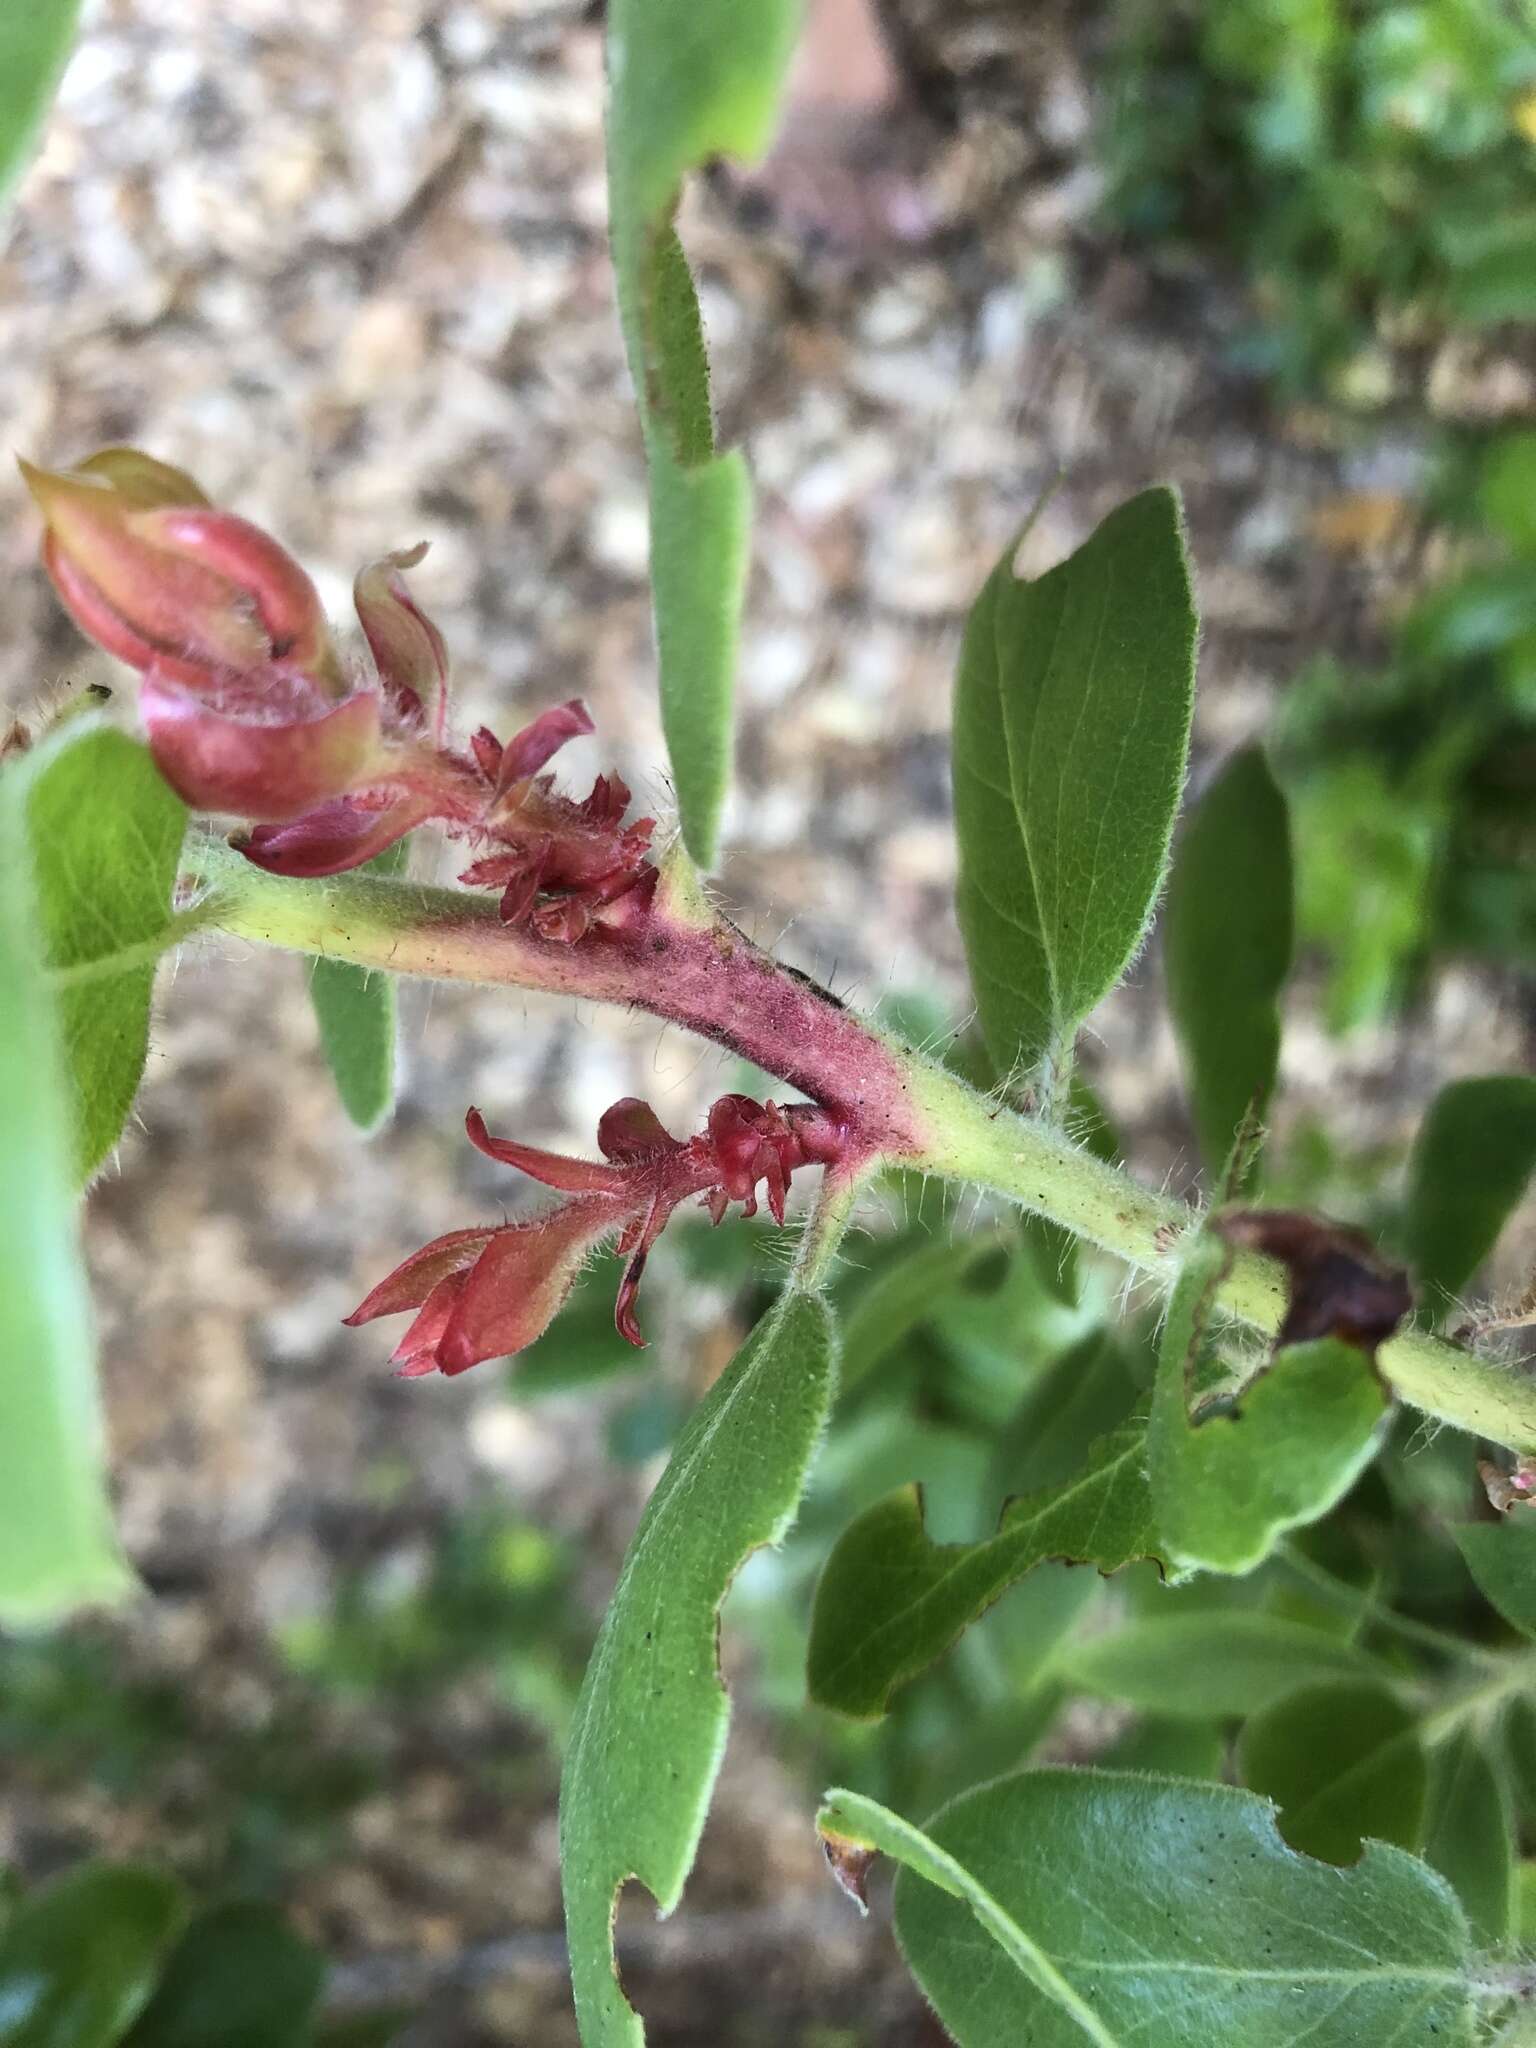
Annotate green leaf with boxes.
[23,725,189,1181]
[1445,213,1536,326]
[807,1415,1164,1719]
[838,1228,1013,1396]
[1423,1731,1513,1946]
[1164,744,1293,1181]
[560,1289,836,2047]
[604,0,799,867]
[1503,1694,1536,1819]
[952,488,1197,1084]
[0,751,137,1626]
[508,1250,653,1400]
[0,0,80,209]
[988,1327,1142,1497]
[1402,1077,1536,1311]
[1452,1515,1536,1640]
[0,1864,187,2048]
[1289,755,1443,1033]
[1059,1612,1379,1718]
[816,1787,1120,2048]
[1479,431,1536,555]
[1148,1238,1389,1575]
[870,1768,1473,2048]
[306,843,408,1132]
[122,1903,323,2048]
[1239,1679,1428,1865]
[1101,1715,1224,1778]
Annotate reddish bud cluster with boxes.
[346,1092,848,1376]
[24,448,654,941]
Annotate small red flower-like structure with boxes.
[345,1093,849,1375]
[27,446,889,1381]
[22,447,654,940]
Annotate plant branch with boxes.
[190,843,1536,1453]
[794,1157,878,1294]
[47,903,221,990]
[1273,1541,1506,1670]
[192,837,927,1152]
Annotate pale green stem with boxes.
[186,845,1536,1454]
[1273,1541,1507,1671]
[1418,1653,1536,1747]
[818,1789,1119,2048]
[909,1058,1536,1454]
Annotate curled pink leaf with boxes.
[344,1227,495,1326]
[354,543,450,734]
[134,506,337,683]
[241,791,439,876]
[597,1098,680,1163]
[464,1107,632,1194]
[494,698,595,792]
[22,453,336,686]
[436,1200,621,1374]
[392,1269,478,1375]
[139,671,383,822]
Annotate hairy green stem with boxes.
[793,1161,877,1294]
[190,844,1536,1453]
[1419,1654,1536,1748]
[909,1057,1536,1450]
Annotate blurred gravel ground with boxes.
[1,2,1529,2042]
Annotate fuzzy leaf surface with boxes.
[1164,743,1293,1180]
[1148,1236,1388,1575]
[560,1291,835,2046]
[882,1768,1472,2047]
[808,1416,1163,1719]
[306,842,408,1132]
[1423,1730,1514,1946]
[1453,1514,1536,1640]
[838,1229,1012,1395]
[1239,1678,1427,1866]
[1059,1612,1379,1718]
[0,748,136,1626]
[953,488,1197,1082]
[23,725,188,1180]
[817,1787,1118,2047]
[0,0,80,208]
[605,0,798,866]
[1403,1076,1536,1311]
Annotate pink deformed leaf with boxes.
[23,455,338,685]
[597,1097,681,1163]
[140,672,383,821]
[494,698,595,792]
[354,543,450,734]
[343,1227,495,1326]
[240,790,439,876]
[134,505,336,680]
[464,1107,632,1194]
[349,1090,854,1374]
[436,1201,621,1374]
